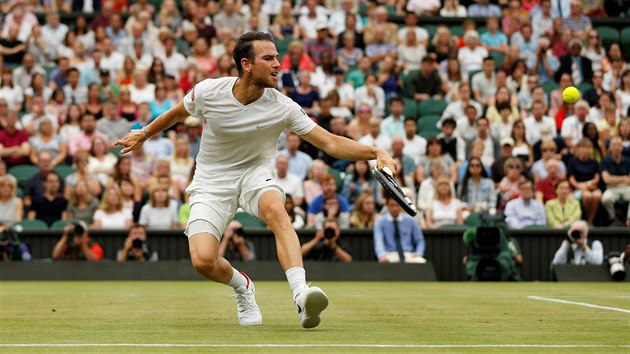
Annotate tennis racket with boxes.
[372,166,417,216]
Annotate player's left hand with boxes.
[376,149,396,175]
[115,130,148,155]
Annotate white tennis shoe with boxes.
[295,286,329,329]
[234,275,262,326]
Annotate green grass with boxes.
[1,282,629,353]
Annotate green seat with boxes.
[491,52,505,69]
[15,219,49,230]
[621,28,630,62]
[9,165,39,189]
[468,69,483,85]
[275,37,293,59]
[400,69,419,99]
[50,219,70,230]
[450,25,464,37]
[418,99,447,116]
[522,224,548,229]
[53,165,76,180]
[233,211,267,228]
[542,82,559,97]
[439,224,465,229]
[17,186,24,198]
[402,97,418,120]
[576,82,593,94]
[327,168,344,192]
[596,26,620,51]
[423,24,436,40]
[417,114,441,139]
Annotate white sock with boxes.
[227,268,249,291]
[285,267,307,300]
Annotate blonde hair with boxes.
[434,176,452,199]
[0,175,17,199]
[99,185,124,213]
[307,159,328,180]
[149,185,170,208]
[350,192,377,228]
[275,1,295,26]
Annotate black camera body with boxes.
[132,238,145,249]
[567,230,582,243]
[0,227,20,248]
[66,222,85,246]
[324,227,336,239]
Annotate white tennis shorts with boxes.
[184,164,284,241]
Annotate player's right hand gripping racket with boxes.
[372,166,417,216]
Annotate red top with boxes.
[0,129,30,166]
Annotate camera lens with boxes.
[324,228,335,239]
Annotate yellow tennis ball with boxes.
[562,86,580,104]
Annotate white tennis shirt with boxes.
[183,77,316,183]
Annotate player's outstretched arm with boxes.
[301,125,396,173]
[115,101,189,154]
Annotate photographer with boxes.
[551,220,603,266]
[301,217,353,263]
[0,222,32,261]
[219,221,256,262]
[52,221,104,261]
[117,224,158,262]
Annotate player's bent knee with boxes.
[260,200,290,226]
[190,252,219,273]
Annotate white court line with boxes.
[1,344,629,348]
[528,296,630,314]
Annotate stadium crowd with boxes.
[1,0,630,258]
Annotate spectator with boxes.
[362,6,397,46]
[397,29,426,73]
[505,179,547,229]
[62,67,87,104]
[365,26,397,70]
[491,137,514,184]
[545,180,582,229]
[525,101,556,146]
[88,135,117,187]
[302,217,352,263]
[272,155,303,208]
[68,113,109,158]
[561,100,594,152]
[531,141,566,183]
[0,110,30,167]
[582,29,606,73]
[458,157,497,214]
[350,192,377,229]
[298,0,328,40]
[615,69,630,118]
[28,171,67,227]
[0,175,23,226]
[345,56,371,89]
[279,132,313,181]
[25,73,53,112]
[95,101,130,144]
[597,103,619,142]
[23,151,63,208]
[139,185,180,230]
[307,174,349,228]
[468,0,501,17]
[359,116,392,153]
[28,119,67,167]
[498,157,525,209]
[272,1,301,40]
[437,118,459,162]
[531,0,553,39]
[313,194,350,229]
[402,118,427,168]
[183,116,201,159]
[341,160,379,208]
[391,136,417,189]
[588,92,614,124]
[219,220,256,262]
[417,161,451,221]
[354,74,385,118]
[0,69,24,111]
[551,220,603,269]
[52,221,103,261]
[481,17,508,56]
[600,136,630,226]
[374,195,426,264]
[430,26,454,64]
[441,83,483,124]
[143,133,174,161]
[379,97,405,139]
[302,159,327,207]
[549,73,573,119]
[117,224,158,262]
[410,56,444,101]
[290,71,320,116]
[425,176,464,228]
[0,24,27,66]
[511,120,534,170]
[583,71,608,108]
[567,138,602,225]
[485,86,521,124]
[285,194,306,229]
[582,122,606,162]
[440,0,467,17]
[555,39,593,85]
[420,137,458,183]
[92,185,133,229]
[64,179,99,225]
[21,94,57,136]
[458,31,488,76]
[64,150,102,200]
[527,37,559,86]
[562,0,592,40]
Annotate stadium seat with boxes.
[468,69,483,85]
[327,168,345,191]
[402,97,418,120]
[418,99,447,116]
[417,114,441,139]
[275,37,293,59]
[542,82,559,97]
[53,165,76,180]
[596,26,620,51]
[50,220,70,230]
[17,186,23,198]
[450,25,464,37]
[491,52,505,69]
[576,82,593,94]
[621,28,630,61]
[423,24,436,39]
[400,70,419,98]
[14,219,49,230]
[8,165,39,189]
[234,211,267,228]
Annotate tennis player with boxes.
[115,32,396,329]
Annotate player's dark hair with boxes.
[233,32,274,76]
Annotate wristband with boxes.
[141,126,150,139]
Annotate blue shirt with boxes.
[380,114,405,138]
[480,31,508,48]
[307,194,350,214]
[278,149,313,181]
[504,197,547,229]
[526,54,559,85]
[468,3,502,17]
[374,213,425,258]
[149,99,173,120]
[600,155,630,177]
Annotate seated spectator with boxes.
[468,0,501,17]
[397,29,425,73]
[525,101,557,146]
[567,138,601,225]
[354,73,385,117]
[63,67,88,104]
[302,159,327,207]
[117,224,158,262]
[96,101,131,144]
[417,161,450,220]
[420,138,457,183]
[52,221,103,261]
[272,1,301,40]
[437,118,459,162]
[555,39,593,85]
[341,160,379,208]
[28,119,67,167]
[410,56,444,101]
[615,69,630,118]
[441,82,483,123]
[68,113,109,158]
[64,179,100,225]
[146,159,179,200]
[28,171,68,227]
[58,104,81,143]
[498,157,526,210]
[139,186,180,230]
[374,196,426,264]
[290,70,320,116]
[582,122,607,162]
[380,97,405,139]
[313,195,350,229]
[285,194,306,229]
[425,176,464,228]
[402,118,427,169]
[545,180,582,229]
[440,57,467,100]
[347,104,373,141]
[108,156,143,203]
[440,0,467,16]
[64,150,102,200]
[0,69,24,112]
[0,175,23,226]
[511,120,534,170]
[350,192,377,229]
[505,179,547,229]
[491,137,514,184]
[600,136,630,226]
[92,185,133,229]
[596,103,619,142]
[278,132,313,181]
[88,135,118,187]
[307,174,350,228]
[551,221,603,270]
[0,110,30,168]
[219,221,256,262]
[21,95,57,135]
[169,136,194,197]
[83,83,103,120]
[480,17,508,56]
[301,217,352,263]
[23,151,63,208]
[486,86,521,124]
[535,158,566,203]
[458,157,496,214]
[457,30,488,76]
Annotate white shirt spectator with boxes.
[457,46,488,76]
[298,13,329,40]
[128,83,156,104]
[100,51,125,72]
[561,115,594,146]
[397,26,429,44]
[403,134,427,166]
[524,115,557,145]
[273,172,304,201]
[41,23,69,49]
[354,85,385,117]
[158,52,188,80]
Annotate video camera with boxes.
[0,224,32,261]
